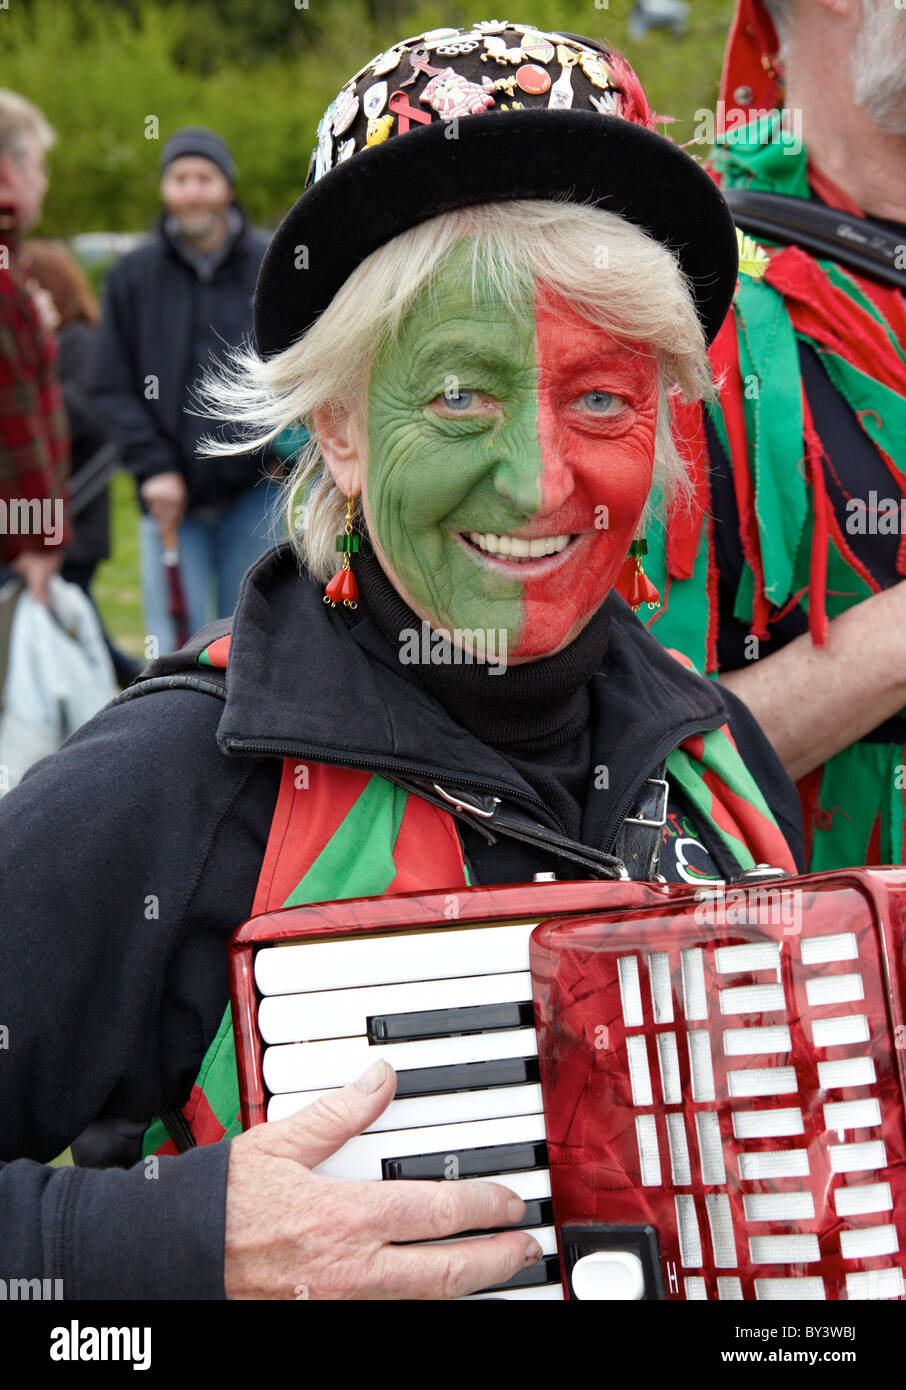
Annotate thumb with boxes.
[264,1060,397,1170]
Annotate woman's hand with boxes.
[224,1059,541,1300]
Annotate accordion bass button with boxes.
[571,1250,645,1301]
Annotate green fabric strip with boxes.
[808,743,887,873]
[283,776,409,906]
[734,276,806,603]
[646,492,710,674]
[666,744,755,871]
[198,647,213,667]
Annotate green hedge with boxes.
[3,0,734,237]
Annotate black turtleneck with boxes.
[343,545,612,839]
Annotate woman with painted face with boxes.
[0,24,804,1300]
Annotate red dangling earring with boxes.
[323,491,359,609]
[614,537,661,613]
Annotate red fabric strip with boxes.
[251,760,371,915]
[385,793,468,894]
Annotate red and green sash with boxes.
[646,112,906,871]
[142,634,797,1155]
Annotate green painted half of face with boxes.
[362,238,541,645]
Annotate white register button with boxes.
[571,1250,646,1300]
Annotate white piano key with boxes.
[823,1098,881,1133]
[722,1024,791,1056]
[805,972,864,1007]
[800,932,858,965]
[817,1056,876,1089]
[681,948,708,1020]
[749,1234,820,1264]
[811,1014,870,1048]
[828,1139,887,1174]
[840,1225,898,1260]
[618,955,644,1027]
[738,1148,809,1180]
[743,1190,815,1222]
[264,1026,538,1094]
[313,1112,548,1180]
[727,1065,797,1099]
[255,921,538,995]
[833,1182,892,1217]
[845,1268,904,1301]
[464,1168,551,1202]
[755,1278,825,1300]
[732,1106,803,1140]
[268,1083,544,1131]
[259,971,532,1043]
[715,942,780,974]
[719,983,786,1015]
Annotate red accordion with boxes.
[229,869,906,1301]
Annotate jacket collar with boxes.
[216,542,728,830]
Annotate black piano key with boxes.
[479,1255,562,1294]
[393,1056,540,1099]
[368,1000,535,1044]
[462,1198,553,1235]
[382,1140,549,1181]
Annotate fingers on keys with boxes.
[368,1176,527,1241]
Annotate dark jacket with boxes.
[90,202,272,511]
[57,319,111,569]
[0,542,805,1299]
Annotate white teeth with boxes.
[464,531,572,560]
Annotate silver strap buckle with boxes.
[626,776,669,829]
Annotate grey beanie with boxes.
[159,126,236,186]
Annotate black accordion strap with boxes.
[724,187,906,290]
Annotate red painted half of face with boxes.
[513,282,659,659]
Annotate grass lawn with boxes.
[92,470,145,662]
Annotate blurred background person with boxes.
[92,126,282,655]
[645,0,906,872]
[0,90,69,606]
[18,239,141,685]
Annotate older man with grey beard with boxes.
[644,0,906,878]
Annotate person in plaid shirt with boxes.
[0,90,69,605]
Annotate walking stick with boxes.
[161,523,190,648]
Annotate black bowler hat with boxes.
[253,20,738,359]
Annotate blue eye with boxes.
[583,391,616,412]
[442,389,475,411]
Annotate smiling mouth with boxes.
[462,531,577,562]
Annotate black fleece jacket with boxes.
[0,542,805,1299]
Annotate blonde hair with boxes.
[0,90,55,163]
[199,199,715,581]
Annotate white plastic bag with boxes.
[0,574,117,796]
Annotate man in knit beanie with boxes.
[92,125,281,657]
